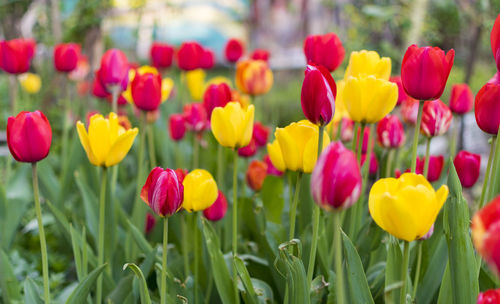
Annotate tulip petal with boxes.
[303,129,330,173]
[105,128,138,167]
[276,128,301,171]
[76,121,98,166]
[238,105,254,147]
[88,115,111,165]
[267,141,286,172]
[211,107,236,147]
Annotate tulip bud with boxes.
[131,72,162,111]
[200,48,215,70]
[224,38,244,63]
[401,97,419,125]
[253,122,269,147]
[420,99,452,137]
[98,49,129,88]
[7,111,52,163]
[264,154,283,177]
[183,103,209,133]
[340,117,354,142]
[19,73,41,94]
[472,195,500,275]
[54,43,81,73]
[203,83,232,117]
[250,49,270,62]
[246,160,268,191]
[449,84,473,114]
[311,141,362,211]
[177,41,204,71]
[169,114,187,141]
[390,76,409,106]
[401,45,454,100]
[182,169,218,212]
[453,150,481,188]
[0,38,36,74]
[145,213,156,234]
[361,153,378,176]
[141,167,184,217]
[377,115,405,148]
[477,289,500,304]
[491,14,500,71]
[300,64,337,126]
[150,42,174,69]
[211,102,255,148]
[416,155,444,182]
[238,139,257,158]
[203,191,228,221]
[344,50,391,80]
[475,83,500,135]
[304,33,345,72]
[235,59,273,96]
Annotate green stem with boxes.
[335,120,342,141]
[194,213,200,303]
[400,241,410,304]
[181,213,190,280]
[288,173,303,240]
[411,101,424,172]
[32,163,51,304]
[449,114,459,159]
[217,144,224,191]
[132,112,147,232]
[423,137,431,178]
[412,242,423,299]
[385,149,395,178]
[60,78,70,186]
[193,134,200,169]
[147,123,157,167]
[161,217,169,304]
[111,86,120,114]
[356,123,366,165]
[179,71,185,110]
[333,211,345,304]
[351,122,360,152]
[9,75,18,115]
[479,137,496,209]
[97,167,108,304]
[232,150,240,304]
[487,127,500,201]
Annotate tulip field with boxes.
[3,2,500,304]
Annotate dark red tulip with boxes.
[401,45,454,100]
[376,115,405,148]
[253,122,269,147]
[420,99,452,137]
[150,42,174,69]
[141,167,184,217]
[390,76,409,106]
[131,72,162,111]
[145,213,156,234]
[477,289,500,304]
[361,153,378,176]
[203,82,232,117]
[238,139,257,158]
[224,38,244,63]
[491,14,500,70]
[250,49,270,62]
[453,150,481,188]
[246,160,268,191]
[0,38,36,74]
[303,33,345,72]
[203,191,228,221]
[98,49,129,88]
[183,103,208,132]
[177,41,204,71]
[92,71,110,98]
[416,155,444,182]
[53,43,81,73]
[264,154,283,177]
[449,83,473,114]
[472,195,500,275]
[7,111,52,163]
[169,114,186,141]
[200,48,215,70]
[301,64,336,126]
[401,97,419,125]
[475,83,500,135]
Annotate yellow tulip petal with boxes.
[76,121,98,166]
[267,141,286,172]
[108,112,120,145]
[398,173,433,191]
[238,105,254,147]
[105,128,138,167]
[397,185,436,239]
[211,107,236,148]
[381,192,419,241]
[343,77,364,122]
[276,128,301,171]
[376,58,392,80]
[138,65,159,75]
[182,169,218,212]
[161,78,174,102]
[302,130,330,173]
[88,115,111,166]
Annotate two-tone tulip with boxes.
[246,160,268,191]
[303,33,345,72]
[449,84,473,114]
[472,195,500,275]
[453,150,481,188]
[182,169,218,212]
[376,115,405,148]
[401,97,419,125]
[211,102,255,148]
[150,42,174,69]
[183,103,209,133]
[177,41,203,71]
[301,64,337,126]
[344,50,391,80]
[420,99,452,137]
[0,38,36,74]
[169,114,187,141]
[203,82,232,117]
[235,59,273,96]
[54,43,81,73]
[98,49,129,89]
[475,83,500,135]
[416,155,444,182]
[141,167,184,217]
[203,191,228,221]
[224,38,244,63]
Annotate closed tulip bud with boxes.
[253,122,269,147]
[264,154,283,176]
[131,72,162,111]
[169,114,186,141]
[203,191,228,221]
[250,49,270,62]
[401,97,419,125]
[311,142,362,211]
[267,120,330,173]
[472,195,500,275]
[177,41,204,71]
[182,169,218,212]
[200,48,215,70]
[54,43,81,72]
[453,150,481,188]
[343,75,398,123]
[340,117,354,142]
[477,289,500,304]
[235,59,273,96]
[211,102,255,148]
[145,213,156,234]
[141,167,184,217]
[416,155,444,182]
[361,153,379,176]
[7,111,52,163]
[150,42,174,69]
[491,14,500,71]
[238,139,257,157]
[344,50,391,80]
[246,160,268,191]
[420,99,452,137]
[0,38,36,74]
[475,83,500,135]
[369,173,448,241]
[19,73,41,94]
[183,103,209,133]
[301,64,337,126]
[377,115,405,148]
[401,45,454,100]
[224,38,244,63]
[98,49,129,88]
[449,84,473,114]
[203,82,232,117]
[304,33,345,72]
[76,112,138,167]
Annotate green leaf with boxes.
[384,237,402,304]
[417,237,447,304]
[37,160,60,205]
[123,263,152,304]
[437,263,452,304]
[310,275,328,304]
[0,248,21,302]
[0,183,30,250]
[74,171,98,239]
[23,277,43,304]
[107,275,134,304]
[249,278,274,303]
[65,264,107,304]
[260,176,285,224]
[234,256,259,304]
[70,224,83,281]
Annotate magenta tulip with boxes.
[376,115,405,148]
[141,167,184,217]
[420,99,452,137]
[203,191,228,221]
[449,83,473,114]
[454,150,481,188]
[300,64,336,126]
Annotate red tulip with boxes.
[200,48,215,70]
[416,155,444,182]
[390,76,409,106]
[54,43,81,73]
[340,117,355,142]
[0,38,35,74]
[92,71,110,98]
[253,122,269,147]
[238,139,257,158]
[377,115,405,148]
[311,141,362,210]
[98,49,129,88]
[246,160,268,191]
[203,191,228,221]
[303,33,345,72]
[169,114,186,141]
[453,150,481,188]
[301,64,336,126]
[264,155,283,177]
[141,167,184,217]
[183,103,208,132]
[7,111,52,163]
[250,49,270,62]
[472,195,500,275]
[174,168,188,184]
[449,83,473,114]
[477,289,500,304]
[203,83,232,117]
[420,99,452,137]
[224,38,244,63]
[489,71,500,85]
[145,213,156,234]
[401,97,419,125]
[150,42,174,69]
[177,41,204,71]
[491,13,500,70]
[475,83,500,135]
[401,45,454,100]
[361,153,378,176]
[131,72,162,111]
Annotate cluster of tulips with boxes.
[4,13,500,304]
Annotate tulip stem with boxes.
[333,211,345,304]
[193,213,200,303]
[97,166,108,304]
[487,127,500,201]
[232,150,240,304]
[400,241,410,304]
[32,163,51,304]
[288,172,303,240]
[217,144,224,191]
[412,241,423,299]
[351,122,360,152]
[411,101,424,172]
[9,75,18,115]
[161,217,169,304]
[479,137,496,209]
[385,149,395,177]
[423,137,431,178]
[132,112,147,233]
[181,213,190,280]
[111,86,119,114]
[147,123,157,167]
[356,123,366,165]
[449,114,459,159]
[193,134,199,169]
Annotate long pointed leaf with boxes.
[123,263,152,304]
[65,264,107,304]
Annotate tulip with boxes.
[76,112,138,167]
[344,50,391,80]
[150,42,174,69]
[7,111,52,163]
[401,97,419,125]
[449,84,473,114]
[401,45,454,100]
[211,102,255,148]
[420,99,452,137]
[303,33,345,72]
[253,122,269,147]
[182,169,218,212]
[235,59,273,96]
[453,150,481,188]
[131,71,162,111]
[123,66,173,105]
[301,64,337,126]
[416,155,444,182]
[53,43,81,72]
[175,168,188,183]
[475,83,500,135]
[369,172,448,241]
[141,167,184,217]
[390,76,409,106]
[203,191,228,221]
[169,114,187,141]
[92,71,110,98]
[340,117,354,142]
[224,38,244,63]
[377,115,405,148]
[246,160,268,191]
[238,139,257,157]
[203,82,232,117]
[177,41,204,71]
[491,13,500,70]
[343,75,398,123]
[145,213,156,234]
[477,289,500,304]
[98,49,129,89]
[250,49,270,62]
[331,80,349,123]
[117,115,132,130]
[200,48,215,70]
[267,120,330,173]
[264,155,283,176]
[18,73,41,94]
[186,68,206,100]
[183,103,209,133]
[0,38,36,74]
[472,195,500,275]
[361,153,379,176]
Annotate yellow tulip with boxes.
[344,50,391,80]
[182,169,218,212]
[267,120,330,173]
[76,112,138,167]
[235,59,273,96]
[123,66,174,103]
[161,77,174,102]
[185,68,206,101]
[211,102,255,148]
[368,173,448,242]
[343,75,398,124]
[19,73,41,94]
[332,79,349,123]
